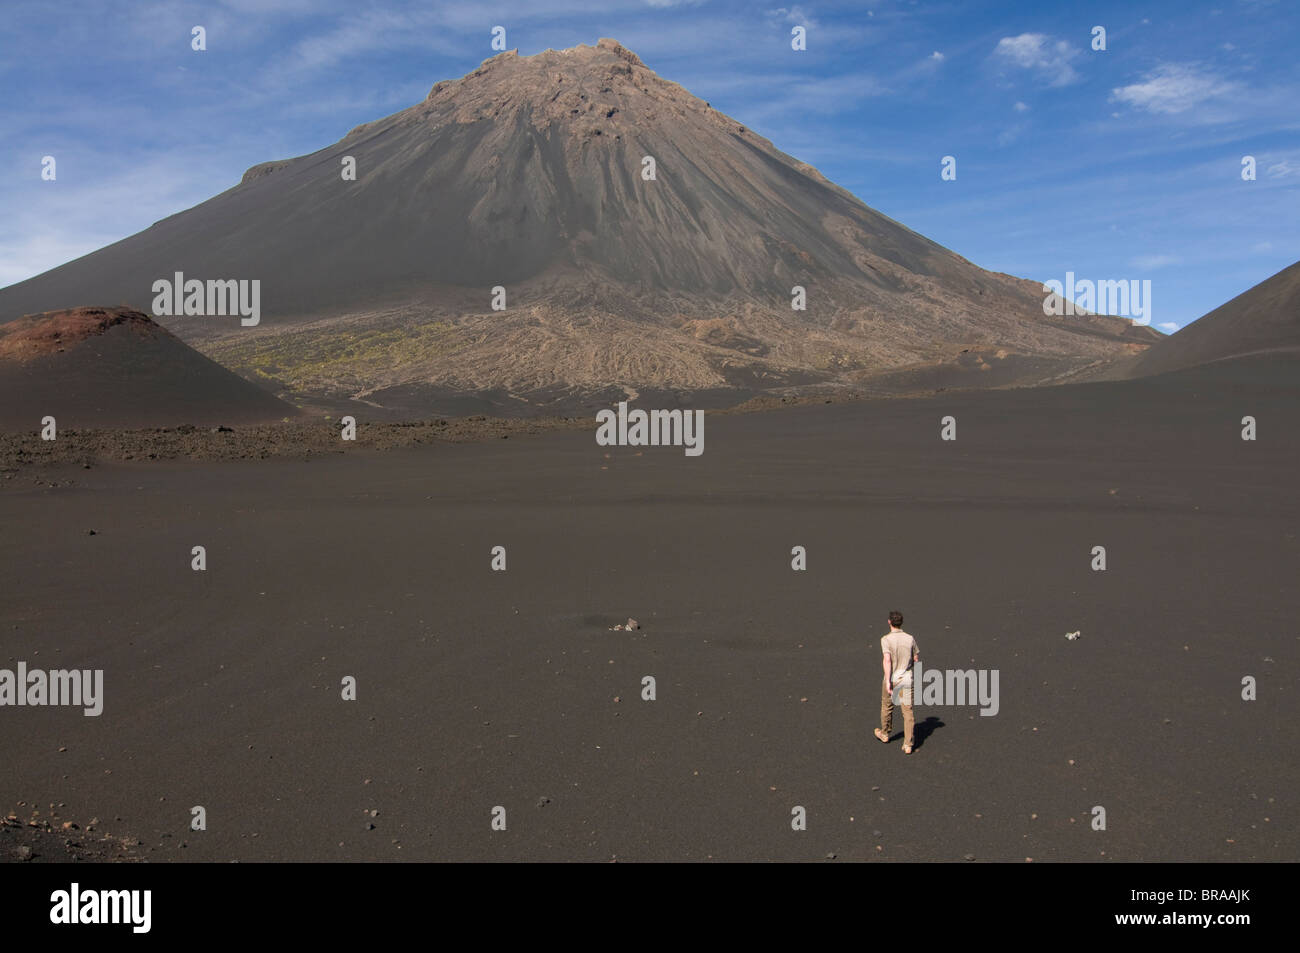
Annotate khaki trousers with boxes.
[881,678,915,747]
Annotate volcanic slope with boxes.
[0,40,1158,413]
[0,307,297,430]
[1118,260,1300,379]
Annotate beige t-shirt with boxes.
[881,630,919,685]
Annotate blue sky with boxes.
[2,0,1297,332]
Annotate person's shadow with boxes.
[913,717,944,749]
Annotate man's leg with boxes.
[902,702,915,750]
[880,679,894,738]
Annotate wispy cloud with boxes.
[260,6,459,88]
[997,122,1028,146]
[992,33,1081,87]
[1131,254,1182,269]
[766,6,819,30]
[1111,63,1244,116]
[1266,157,1299,177]
[739,71,889,120]
[0,154,225,287]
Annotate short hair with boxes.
[888,611,904,628]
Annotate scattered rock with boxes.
[15,845,34,861]
[1065,631,1081,641]
[536,797,551,808]
[964,854,976,861]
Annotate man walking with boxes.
[875,611,920,754]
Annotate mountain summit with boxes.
[0,40,1157,414]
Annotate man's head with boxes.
[888,611,904,630]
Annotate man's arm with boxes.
[882,651,893,685]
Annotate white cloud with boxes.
[993,33,1081,87]
[0,154,228,288]
[1110,63,1243,115]
[997,122,1027,146]
[1157,322,1179,332]
[1013,101,1029,112]
[273,8,447,77]
[743,71,888,118]
[901,50,945,77]
[767,6,818,29]
[1131,254,1181,270]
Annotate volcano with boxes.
[0,39,1158,415]
[0,307,295,430]
[1119,260,1300,378]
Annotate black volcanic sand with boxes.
[0,393,861,472]
[0,416,590,473]
[0,354,1295,862]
